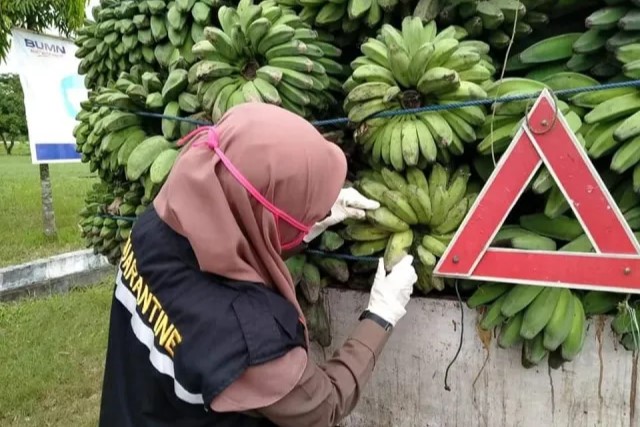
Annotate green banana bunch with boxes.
[572,5,640,79]
[191,0,345,120]
[470,281,587,365]
[466,212,612,365]
[78,181,143,265]
[506,31,619,79]
[278,0,400,37]
[346,164,478,293]
[286,245,355,348]
[75,70,193,192]
[570,84,640,175]
[437,0,543,51]
[347,17,495,169]
[75,0,214,91]
[75,68,205,260]
[299,292,332,347]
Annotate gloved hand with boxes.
[366,255,417,326]
[303,187,380,243]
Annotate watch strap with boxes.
[359,310,393,331]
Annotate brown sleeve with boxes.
[255,318,391,427]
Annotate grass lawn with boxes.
[0,143,97,267]
[0,283,112,426]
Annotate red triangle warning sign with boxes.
[434,89,640,294]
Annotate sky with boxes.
[0,0,100,74]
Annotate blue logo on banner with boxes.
[60,75,84,117]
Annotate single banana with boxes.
[401,119,421,167]
[384,229,414,271]
[416,245,437,268]
[416,67,460,96]
[520,287,562,340]
[498,311,524,349]
[406,185,431,224]
[523,333,549,366]
[432,196,469,234]
[414,115,438,162]
[560,294,587,361]
[366,207,411,232]
[380,167,409,193]
[382,190,419,225]
[344,223,391,241]
[479,294,508,330]
[350,239,389,256]
[501,284,546,317]
[420,112,454,148]
[422,234,448,257]
[543,288,575,351]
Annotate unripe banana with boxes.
[350,239,389,256]
[467,282,512,308]
[405,167,429,193]
[520,287,562,340]
[415,118,438,163]
[381,190,419,225]
[384,229,413,271]
[416,245,437,268]
[428,185,448,228]
[344,223,391,241]
[523,333,549,366]
[498,311,524,349]
[501,284,545,317]
[367,207,411,232]
[543,288,575,351]
[357,178,389,203]
[422,235,448,257]
[432,196,469,234]
[381,168,409,193]
[445,165,471,210]
[561,295,587,361]
[582,290,625,315]
[406,185,431,224]
[480,294,508,330]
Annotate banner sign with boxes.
[10,28,87,164]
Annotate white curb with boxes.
[0,250,114,300]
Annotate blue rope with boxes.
[96,213,378,262]
[99,213,137,221]
[108,79,640,128]
[305,249,378,263]
[91,79,640,263]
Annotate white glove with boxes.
[304,187,380,243]
[366,255,417,326]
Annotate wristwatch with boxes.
[359,310,393,331]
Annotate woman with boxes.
[99,103,417,427]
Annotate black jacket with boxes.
[99,207,306,427]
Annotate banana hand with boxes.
[304,187,381,242]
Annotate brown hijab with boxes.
[153,102,347,409]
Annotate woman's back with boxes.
[99,207,305,427]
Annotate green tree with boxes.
[0,74,27,154]
[0,0,87,60]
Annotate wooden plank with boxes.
[311,289,639,427]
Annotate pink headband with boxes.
[178,127,310,250]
